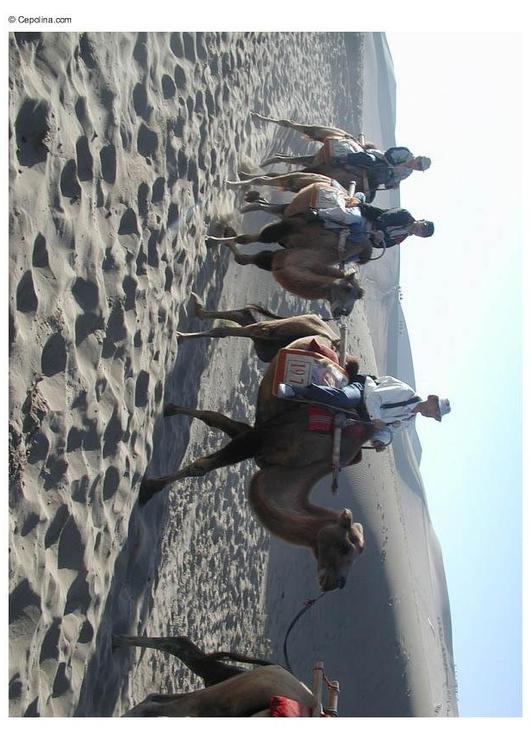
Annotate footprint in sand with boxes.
[174,63,187,90]
[78,33,97,69]
[64,571,90,616]
[70,474,90,504]
[103,409,125,458]
[133,32,148,66]
[44,505,70,549]
[60,159,81,202]
[137,123,158,160]
[182,32,196,62]
[103,465,120,500]
[15,98,50,167]
[164,267,173,292]
[40,617,61,663]
[99,144,117,184]
[118,207,140,236]
[16,270,38,313]
[133,82,149,120]
[74,96,94,139]
[161,75,176,99]
[32,233,49,268]
[57,515,84,570]
[169,33,184,58]
[147,232,159,268]
[137,181,149,218]
[41,331,67,377]
[134,370,150,408]
[136,245,148,276]
[76,136,94,182]
[122,276,137,311]
[101,304,127,359]
[52,662,70,698]
[72,277,99,311]
[21,512,42,536]
[27,430,50,465]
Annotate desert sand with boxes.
[9,31,457,717]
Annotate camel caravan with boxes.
[118,112,451,717]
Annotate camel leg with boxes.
[239,199,286,216]
[163,404,250,438]
[190,293,282,326]
[189,292,258,326]
[260,153,316,168]
[226,174,282,188]
[251,112,354,142]
[205,231,261,246]
[139,430,262,504]
[112,635,246,687]
[176,324,283,346]
[220,241,277,272]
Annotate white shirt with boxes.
[312,185,369,249]
[363,375,420,444]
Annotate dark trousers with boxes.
[289,382,364,410]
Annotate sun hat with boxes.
[437,397,451,421]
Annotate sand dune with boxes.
[9,31,456,717]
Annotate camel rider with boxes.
[309,188,434,251]
[277,375,450,450]
[307,183,369,243]
[303,182,381,262]
[340,145,431,190]
[358,203,434,248]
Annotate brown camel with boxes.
[250,112,378,196]
[140,335,371,591]
[206,229,364,318]
[231,180,375,264]
[176,293,341,362]
[115,634,318,717]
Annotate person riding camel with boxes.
[340,144,431,191]
[277,373,450,450]
[357,202,434,248]
[300,182,434,253]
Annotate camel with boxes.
[206,184,369,317]
[140,334,372,592]
[206,227,364,318]
[176,293,341,362]
[250,112,379,197]
[114,634,315,717]
[230,180,375,264]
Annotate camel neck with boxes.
[248,464,338,549]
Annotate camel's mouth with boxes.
[318,571,346,592]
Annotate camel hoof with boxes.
[139,476,167,505]
[205,235,226,249]
[111,634,124,652]
[163,403,184,417]
[244,190,261,202]
[190,292,204,317]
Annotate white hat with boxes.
[437,398,451,421]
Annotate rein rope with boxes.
[283,592,326,673]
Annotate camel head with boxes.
[314,509,364,591]
[329,273,365,319]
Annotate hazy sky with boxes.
[386,32,522,717]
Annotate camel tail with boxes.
[344,357,360,380]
